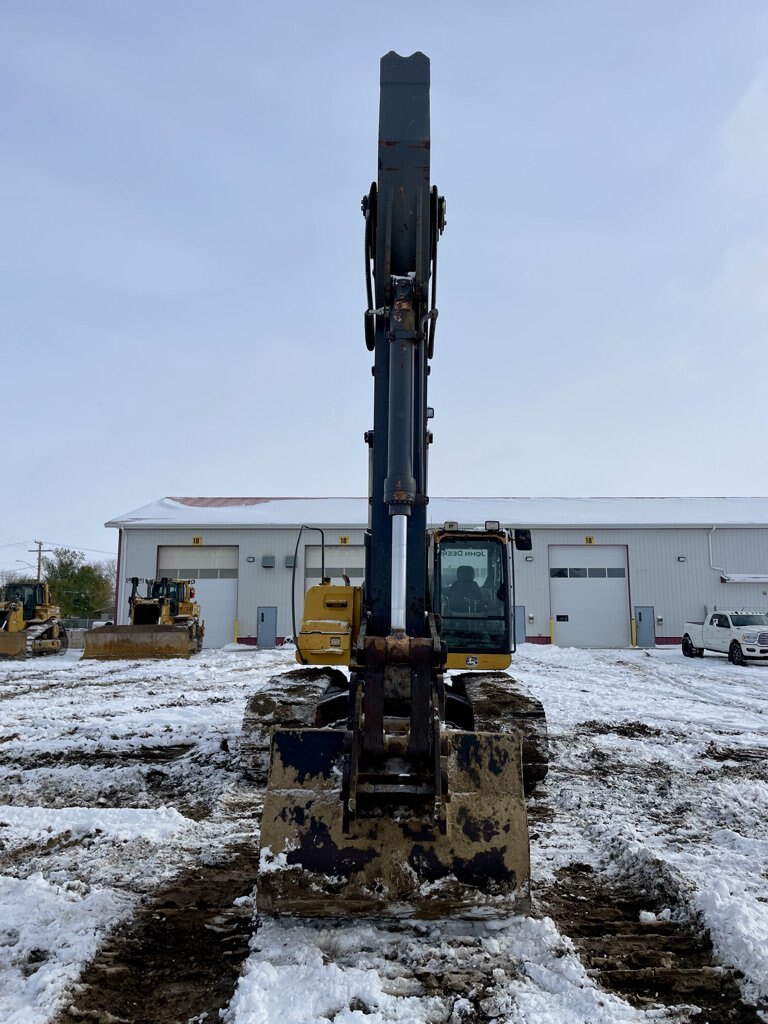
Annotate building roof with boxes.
[106,496,768,530]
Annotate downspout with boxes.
[708,527,726,577]
[113,529,123,623]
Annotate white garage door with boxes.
[157,545,238,649]
[549,545,630,648]
[304,545,365,591]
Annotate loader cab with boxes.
[429,527,513,670]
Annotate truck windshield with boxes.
[730,614,768,627]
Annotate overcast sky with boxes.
[2,1,767,572]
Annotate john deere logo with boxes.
[330,636,341,647]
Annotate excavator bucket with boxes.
[257,727,531,919]
[0,632,27,659]
[82,624,196,661]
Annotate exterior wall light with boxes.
[677,556,686,562]
[525,555,534,562]
[246,556,255,563]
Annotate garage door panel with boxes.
[192,578,237,649]
[157,546,238,648]
[158,545,238,571]
[305,544,364,589]
[549,545,630,648]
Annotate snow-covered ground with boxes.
[0,644,766,1023]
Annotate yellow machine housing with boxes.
[0,581,67,660]
[297,526,515,673]
[296,584,361,665]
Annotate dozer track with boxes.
[82,623,200,661]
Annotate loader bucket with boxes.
[0,631,27,660]
[82,624,196,661]
[257,728,531,919]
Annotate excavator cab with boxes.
[430,527,514,670]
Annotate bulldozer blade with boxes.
[82,624,196,661]
[257,728,530,919]
[0,632,27,660]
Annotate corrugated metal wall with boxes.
[118,526,366,640]
[513,526,768,642]
[117,524,768,647]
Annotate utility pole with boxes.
[29,540,52,583]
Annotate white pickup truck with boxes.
[682,611,768,665]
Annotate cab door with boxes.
[703,614,729,652]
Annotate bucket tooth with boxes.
[257,728,530,918]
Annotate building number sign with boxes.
[584,535,594,545]
[339,536,349,545]
[192,536,203,546]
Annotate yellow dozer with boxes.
[0,581,68,660]
[82,577,204,660]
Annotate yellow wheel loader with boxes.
[82,577,204,660]
[0,581,68,660]
[245,52,547,921]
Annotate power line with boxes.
[45,544,116,556]
[1,537,115,556]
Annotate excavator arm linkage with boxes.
[257,53,534,919]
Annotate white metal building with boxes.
[106,496,768,650]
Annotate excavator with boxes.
[82,577,204,660]
[0,581,68,659]
[249,51,547,919]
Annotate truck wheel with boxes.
[682,635,695,658]
[728,641,747,666]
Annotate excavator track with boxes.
[240,666,348,782]
[452,670,549,794]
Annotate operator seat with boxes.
[449,565,483,613]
